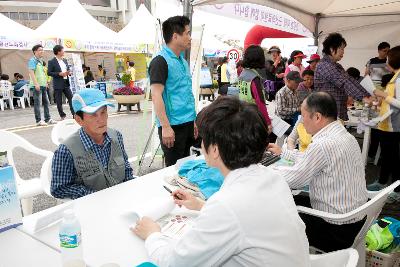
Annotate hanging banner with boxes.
[62,39,154,53]
[197,3,312,37]
[0,36,59,51]
[65,53,85,94]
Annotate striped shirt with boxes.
[51,128,134,199]
[275,121,368,223]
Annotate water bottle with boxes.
[59,209,85,267]
[361,103,370,122]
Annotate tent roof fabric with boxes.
[0,13,37,40]
[192,0,400,33]
[192,0,400,71]
[118,4,157,44]
[35,0,117,42]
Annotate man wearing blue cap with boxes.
[51,89,134,199]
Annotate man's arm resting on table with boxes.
[51,144,95,199]
[275,143,327,189]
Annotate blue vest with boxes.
[155,46,196,126]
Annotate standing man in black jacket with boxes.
[48,45,74,120]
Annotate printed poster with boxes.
[0,166,22,233]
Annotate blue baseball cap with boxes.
[72,89,114,113]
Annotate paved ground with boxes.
[1,101,398,219]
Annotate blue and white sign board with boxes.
[0,166,22,233]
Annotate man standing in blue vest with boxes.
[149,16,197,166]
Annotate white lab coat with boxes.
[145,164,310,267]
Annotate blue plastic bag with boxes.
[178,160,224,199]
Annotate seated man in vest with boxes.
[51,89,134,199]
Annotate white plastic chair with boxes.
[0,85,14,110]
[298,180,400,267]
[310,248,359,267]
[40,154,71,204]
[51,119,80,146]
[87,80,97,88]
[0,130,53,216]
[15,84,30,109]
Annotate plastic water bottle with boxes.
[361,103,370,122]
[59,209,85,267]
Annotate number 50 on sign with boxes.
[227,49,240,63]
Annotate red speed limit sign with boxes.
[227,49,240,63]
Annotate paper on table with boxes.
[360,75,376,95]
[128,197,176,224]
[271,116,290,137]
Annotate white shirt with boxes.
[275,121,368,222]
[57,58,68,80]
[145,165,310,267]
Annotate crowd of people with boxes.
[14,14,395,267]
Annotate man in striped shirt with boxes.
[268,92,368,253]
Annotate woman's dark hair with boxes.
[242,45,265,69]
[86,70,94,80]
[53,45,64,55]
[129,61,135,67]
[305,92,337,120]
[1,74,9,80]
[162,16,190,44]
[196,97,269,170]
[381,73,394,88]
[16,74,24,79]
[287,50,303,65]
[302,69,314,77]
[346,67,360,79]
[322,33,347,56]
[387,45,400,70]
[32,44,43,53]
[13,73,19,78]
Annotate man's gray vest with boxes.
[63,129,126,192]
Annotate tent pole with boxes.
[183,0,193,64]
[314,13,321,46]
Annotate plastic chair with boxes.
[51,119,80,146]
[15,84,30,109]
[297,180,400,267]
[310,248,359,267]
[87,80,97,88]
[40,154,71,203]
[0,85,14,110]
[0,130,53,215]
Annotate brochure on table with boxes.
[122,196,198,238]
[0,166,22,233]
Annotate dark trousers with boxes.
[377,130,400,192]
[368,128,380,159]
[54,81,74,118]
[158,121,195,167]
[294,195,366,252]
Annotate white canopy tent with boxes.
[192,0,400,70]
[118,4,158,45]
[0,13,37,41]
[35,0,118,50]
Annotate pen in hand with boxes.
[163,185,182,200]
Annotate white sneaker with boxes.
[36,120,48,126]
[46,119,57,125]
